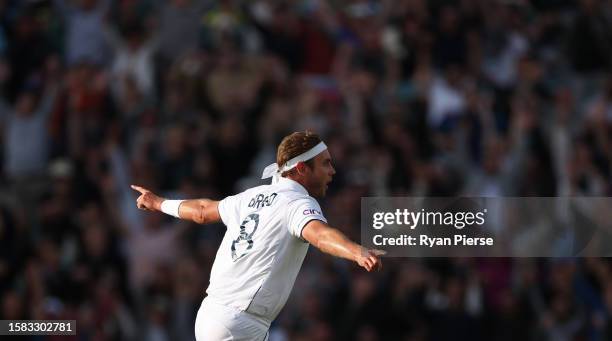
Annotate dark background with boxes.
[0,0,611,340]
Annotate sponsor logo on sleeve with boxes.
[303,209,321,216]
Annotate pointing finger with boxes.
[371,249,387,257]
[131,185,148,194]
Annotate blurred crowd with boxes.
[0,0,612,340]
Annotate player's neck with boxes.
[283,175,312,195]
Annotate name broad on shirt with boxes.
[248,193,278,209]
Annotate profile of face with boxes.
[298,150,336,198]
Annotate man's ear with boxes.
[295,162,308,175]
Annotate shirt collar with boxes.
[277,176,309,195]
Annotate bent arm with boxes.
[131,185,221,225]
[302,219,361,261]
[177,199,221,225]
[302,220,382,271]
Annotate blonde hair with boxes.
[276,131,321,176]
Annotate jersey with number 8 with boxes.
[206,177,327,324]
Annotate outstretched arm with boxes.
[131,185,221,224]
[302,220,384,272]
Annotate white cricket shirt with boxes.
[206,177,327,324]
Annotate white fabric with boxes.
[111,45,156,104]
[261,142,327,183]
[160,199,184,218]
[195,298,269,341]
[208,177,326,325]
[427,76,466,127]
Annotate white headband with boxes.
[262,142,327,183]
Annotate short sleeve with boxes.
[286,197,327,240]
[217,194,240,227]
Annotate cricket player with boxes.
[131,131,383,340]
